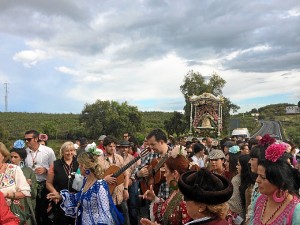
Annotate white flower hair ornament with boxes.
[169,145,187,158]
[85,142,101,155]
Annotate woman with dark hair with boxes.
[178,167,233,224]
[208,150,230,180]
[246,144,265,223]
[10,140,37,225]
[0,141,31,225]
[140,146,199,225]
[252,143,300,224]
[38,134,48,146]
[189,143,206,168]
[227,146,241,181]
[238,155,255,219]
[246,134,276,223]
[227,154,254,224]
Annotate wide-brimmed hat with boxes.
[178,168,233,204]
[208,149,225,160]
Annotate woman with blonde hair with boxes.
[46,141,79,225]
[47,149,124,225]
[178,168,233,224]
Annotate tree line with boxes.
[1,70,296,145]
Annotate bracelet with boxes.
[124,188,128,190]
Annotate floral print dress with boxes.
[151,190,191,225]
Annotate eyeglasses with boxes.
[24,138,34,142]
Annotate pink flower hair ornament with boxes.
[39,133,48,141]
[259,134,276,147]
[265,143,286,162]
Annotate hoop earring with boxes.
[85,169,91,175]
[169,179,178,191]
[19,161,25,168]
[273,189,285,203]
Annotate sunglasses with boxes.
[24,138,35,142]
[209,158,221,162]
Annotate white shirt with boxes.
[25,144,56,182]
[191,155,205,168]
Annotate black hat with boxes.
[120,140,130,147]
[178,168,233,205]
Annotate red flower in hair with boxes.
[259,134,276,147]
[265,143,286,162]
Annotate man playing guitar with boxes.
[98,135,130,225]
[134,129,171,200]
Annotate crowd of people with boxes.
[0,129,299,225]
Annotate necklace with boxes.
[260,195,288,224]
[62,160,73,179]
[83,178,96,192]
[105,153,116,165]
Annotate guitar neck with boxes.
[154,153,169,174]
[113,155,141,178]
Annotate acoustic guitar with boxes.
[140,153,169,194]
[104,148,150,194]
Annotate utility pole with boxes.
[4,82,8,112]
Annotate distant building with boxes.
[286,106,300,114]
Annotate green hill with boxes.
[0,104,298,147]
[231,103,300,145]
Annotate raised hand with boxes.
[140,185,156,201]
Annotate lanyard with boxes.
[30,150,39,168]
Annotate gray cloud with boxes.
[1,0,299,72]
[0,0,299,113]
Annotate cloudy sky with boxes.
[0,0,299,114]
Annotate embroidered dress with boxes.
[0,164,31,199]
[0,164,31,224]
[150,191,191,225]
[60,178,123,225]
[253,195,300,225]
